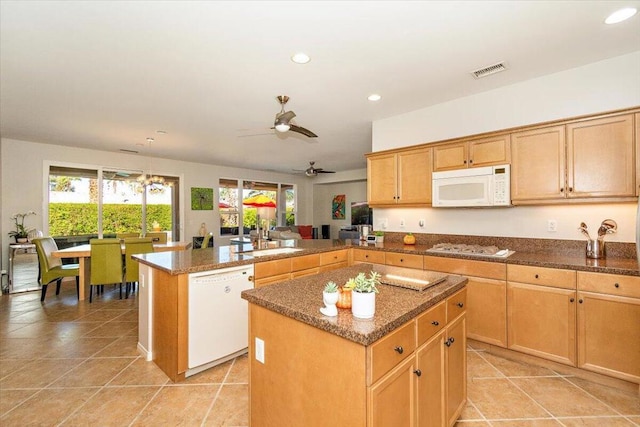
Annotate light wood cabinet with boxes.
[353,248,385,265]
[512,113,635,203]
[385,252,424,270]
[253,258,291,287]
[416,331,446,427]
[424,256,507,347]
[319,249,349,272]
[290,253,320,278]
[576,272,640,383]
[368,355,416,427]
[445,313,466,427]
[367,147,432,206]
[433,134,510,172]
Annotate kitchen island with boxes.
[241,263,468,427]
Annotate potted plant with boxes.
[152,220,162,231]
[374,231,384,243]
[9,211,36,243]
[351,271,381,319]
[320,281,339,316]
[337,278,355,309]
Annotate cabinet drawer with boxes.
[507,264,576,289]
[424,255,506,280]
[446,288,467,323]
[577,271,640,299]
[254,273,291,287]
[369,320,416,384]
[291,267,320,279]
[385,252,423,270]
[320,250,348,266]
[291,254,320,272]
[353,249,385,264]
[417,301,446,345]
[319,261,348,273]
[254,258,291,279]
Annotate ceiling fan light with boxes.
[275,122,290,132]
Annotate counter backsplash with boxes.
[377,232,637,259]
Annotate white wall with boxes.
[372,51,640,243]
[0,138,313,268]
[312,178,367,239]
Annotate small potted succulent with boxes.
[320,281,340,316]
[351,271,381,319]
[374,230,384,243]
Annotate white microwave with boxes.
[432,164,511,207]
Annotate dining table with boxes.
[52,241,191,300]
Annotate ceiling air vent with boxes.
[471,62,507,79]
[119,148,139,154]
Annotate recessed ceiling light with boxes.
[146,137,154,143]
[156,130,167,135]
[291,52,310,64]
[368,94,382,101]
[605,7,637,24]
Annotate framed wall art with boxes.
[332,194,345,220]
[191,187,214,210]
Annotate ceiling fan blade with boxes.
[289,124,318,138]
[277,111,296,122]
[316,170,336,173]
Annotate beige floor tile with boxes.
[0,387,94,425]
[77,309,131,322]
[50,357,135,387]
[468,378,549,419]
[627,416,639,425]
[110,358,170,386]
[566,377,640,416]
[490,420,562,426]
[558,416,637,426]
[203,384,248,426]
[0,388,38,415]
[131,384,221,426]
[183,359,233,384]
[467,351,502,379]
[225,354,248,384]
[94,335,141,357]
[0,337,60,359]
[60,386,160,426]
[111,309,138,322]
[82,320,137,338]
[0,358,85,389]
[459,401,484,420]
[480,352,558,377]
[511,377,618,417]
[43,336,119,358]
[454,421,491,426]
[0,358,38,380]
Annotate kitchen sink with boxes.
[250,247,304,257]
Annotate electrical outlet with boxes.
[255,337,265,364]
[419,219,425,227]
[547,219,558,232]
[400,218,405,227]
[379,218,388,229]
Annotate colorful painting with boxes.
[332,194,346,220]
[191,187,214,210]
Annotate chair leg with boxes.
[90,286,93,303]
[41,283,48,302]
[75,276,80,299]
[55,279,62,295]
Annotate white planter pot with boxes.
[320,291,339,316]
[375,236,384,243]
[352,291,376,319]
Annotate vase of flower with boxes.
[9,211,36,243]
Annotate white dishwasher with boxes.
[187,264,254,376]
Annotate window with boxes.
[48,165,180,241]
[218,179,295,236]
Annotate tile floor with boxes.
[1,283,639,426]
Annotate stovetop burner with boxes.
[428,243,514,258]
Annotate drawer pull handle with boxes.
[579,299,583,304]
[456,302,464,308]
[413,369,422,377]
[535,274,539,279]
[445,337,455,347]
[394,346,404,354]
[400,259,404,262]
[431,321,439,326]
[614,283,620,288]
[570,298,575,303]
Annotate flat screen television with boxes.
[351,201,372,226]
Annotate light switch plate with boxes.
[255,337,265,364]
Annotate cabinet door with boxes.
[368,153,398,205]
[507,282,576,365]
[469,134,510,168]
[368,355,416,427]
[577,291,640,383]
[398,148,432,205]
[511,125,565,202]
[466,277,507,347]
[433,142,468,171]
[416,331,445,427]
[445,314,466,427]
[567,114,635,198]
[352,248,385,265]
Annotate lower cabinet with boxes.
[368,291,466,427]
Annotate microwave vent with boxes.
[471,62,507,79]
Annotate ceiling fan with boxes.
[302,161,335,177]
[272,95,318,138]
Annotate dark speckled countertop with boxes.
[241,263,467,346]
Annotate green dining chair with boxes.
[199,233,212,249]
[144,232,167,243]
[32,237,80,302]
[117,232,140,239]
[89,238,125,303]
[124,237,154,298]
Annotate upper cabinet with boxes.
[433,134,511,172]
[367,147,432,206]
[512,113,635,203]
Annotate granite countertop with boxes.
[135,235,640,277]
[241,263,467,346]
